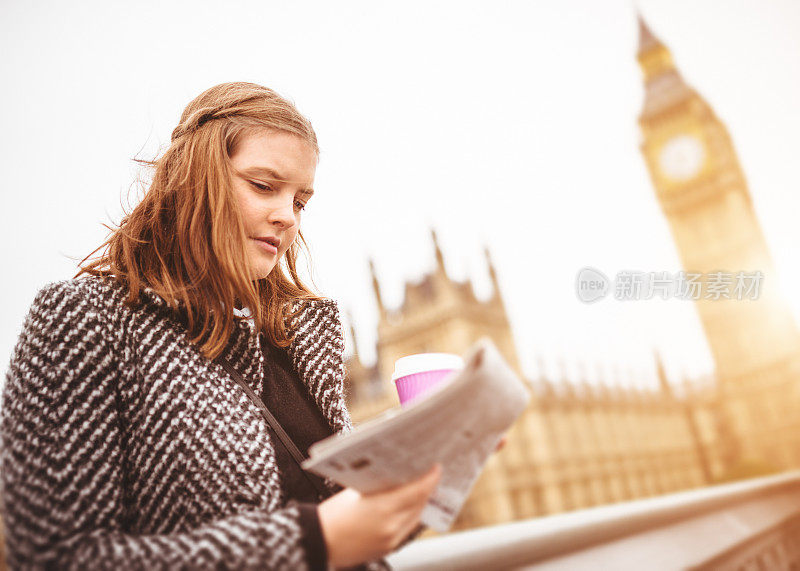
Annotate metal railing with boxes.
[387,471,800,570]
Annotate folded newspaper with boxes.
[302,337,531,532]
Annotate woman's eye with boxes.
[250,181,273,193]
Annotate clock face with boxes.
[658,135,706,181]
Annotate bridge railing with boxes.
[387,471,800,570]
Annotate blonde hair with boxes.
[78,82,322,358]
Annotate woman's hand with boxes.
[318,463,442,568]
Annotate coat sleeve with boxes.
[0,282,314,570]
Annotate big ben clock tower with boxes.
[637,14,800,469]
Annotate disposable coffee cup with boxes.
[391,352,464,407]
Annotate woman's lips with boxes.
[252,238,278,255]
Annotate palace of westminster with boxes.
[343,15,800,532]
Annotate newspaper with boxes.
[302,337,531,532]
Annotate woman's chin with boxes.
[249,263,278,281]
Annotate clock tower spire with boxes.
[636,12,692,119]
[636,12,800,469]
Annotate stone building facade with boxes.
[345,230,720,531]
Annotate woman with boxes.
[1,82,441,570]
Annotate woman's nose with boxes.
[267,200,297,228]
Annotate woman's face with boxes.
[229,129,317,280]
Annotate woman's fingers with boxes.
[319,464,443,567]
[386,466,441,548]
[389,464,442,510]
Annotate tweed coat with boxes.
[0,276,393,570]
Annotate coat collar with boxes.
[131,280,353,435]
[234,298,354,435]
[284,299,354,435]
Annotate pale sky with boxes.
[2,0,799,391]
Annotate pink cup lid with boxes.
[391,353,464,382]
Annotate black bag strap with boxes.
[216,356,329,500]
